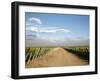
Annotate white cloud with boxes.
[26,17,70,33]
[26,27,70,33]
[26,36,89,47]
[28,17,42,24]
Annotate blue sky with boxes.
[25,12,89,47]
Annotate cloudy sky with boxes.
[25,12,89,47]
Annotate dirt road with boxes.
[26,47,88,68]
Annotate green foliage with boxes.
[64,46,89,61]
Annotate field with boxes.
[25,46,89,68]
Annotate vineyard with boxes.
[63,46,89,62]
[25,46,89,66]
[25,47,53,64]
